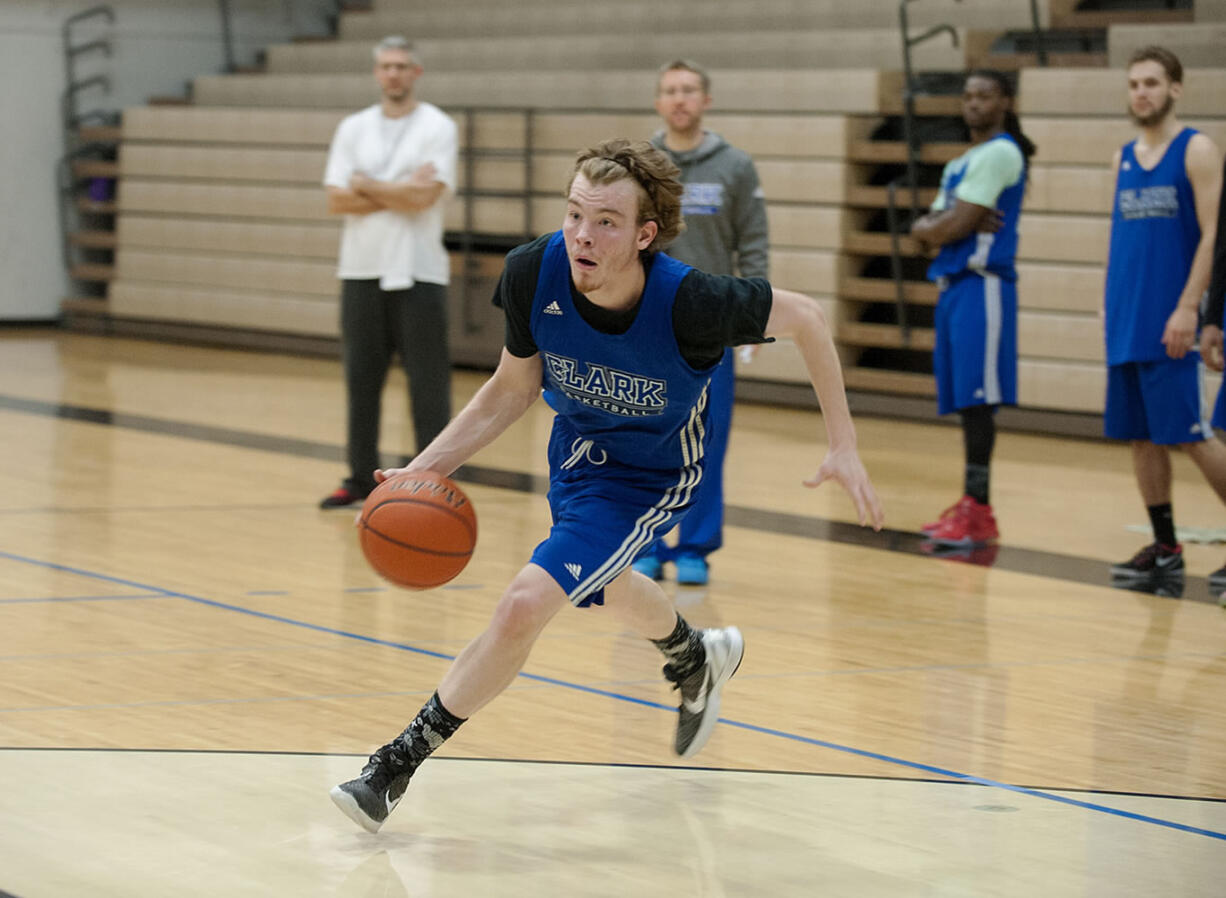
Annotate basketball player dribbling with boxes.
[1103,47,1225,583]
[329,139,884,833]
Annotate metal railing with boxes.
[884,0,1049,346]
[454,106,538,336]
[218,0,345,72]
[61,6,114,131]
[888,0,962,346]
[58,5,116,281]
[1028,0,1048,67]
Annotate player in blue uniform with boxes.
[330,139,884,833]
[1198,133,1226,591]
[910,70,1035,547]
[1103,47,1225,581]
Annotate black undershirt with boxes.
[491,233,774,370]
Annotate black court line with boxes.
[3,745,1223,806]
[0,392,1217,604]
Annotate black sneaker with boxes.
[319,484,368,509]
[1110,542,1184,579]
[330,741,413,833]
[665,626,744,758]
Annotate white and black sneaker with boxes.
[666,626,744,758]
[330,741,414,833]
[1110,542,1184,580]
[1208,563,1226,592]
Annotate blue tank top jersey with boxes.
[1104,127,1202,365]
[927,133,1027,282]
[530,231,712,470]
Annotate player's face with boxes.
[1127,60,1179,127]
[654,68,711,134]
[374,49,420,103]
[563,174,657,298]
[961,76,1008,132]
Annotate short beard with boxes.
[1128,94,1174,127]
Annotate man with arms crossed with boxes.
[1105,47,1224,581]
[330,139,884,833]
[910,70,1035,547]
[320,36,458,509]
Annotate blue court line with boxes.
[0,593,166,604]
[2,548,1223,842]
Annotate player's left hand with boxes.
[1201,324,1225,371]
[803,447,884,530]
[1161,306,1198,359]
[977,209,1005,233]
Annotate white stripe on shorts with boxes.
[982,273,1003,406]
[568,386,710,603]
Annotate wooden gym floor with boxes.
[0,328,1223,897]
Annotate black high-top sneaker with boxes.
[330,740,414,833]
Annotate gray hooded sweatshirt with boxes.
[650,129,769,280]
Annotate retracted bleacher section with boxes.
[75,0,1226,418]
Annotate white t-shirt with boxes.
[323,102,457,290]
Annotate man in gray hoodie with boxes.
[633,59,770,585]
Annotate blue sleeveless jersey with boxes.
[927,133,1027,282]
[531,231,712,470]
[1104,127,1201,365]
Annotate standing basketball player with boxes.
[910,70,1035,546]
[1194,118,1226,589]
[330,139,884,833]
[632,58,769,586]
[1104,47,1225,580]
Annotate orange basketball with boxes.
[357,471,477,590]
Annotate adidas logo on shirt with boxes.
[544,300,564,315]
[564,562,582,580]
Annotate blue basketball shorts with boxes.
[1214,377,1226,432]
[1104,356,1212,445]
[530,419,705,608]
[933,272,1018,416]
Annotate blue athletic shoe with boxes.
[675,555,708,586]
[632,556,663,580]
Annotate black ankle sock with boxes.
[651,613,706,678]
[391,691,465,776]
[964,464,990,506]
[1147,503,1176,547]
[960,405,995,504]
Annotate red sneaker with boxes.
[927,496,998,546]
[921,497,970,534]
[319,485,367,509]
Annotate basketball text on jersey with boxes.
[1118,186,1180,220]
[542,351,668,417]
[681,182,724,216]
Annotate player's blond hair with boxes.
[567,139,685,252]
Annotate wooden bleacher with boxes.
[67,0,1226,419]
